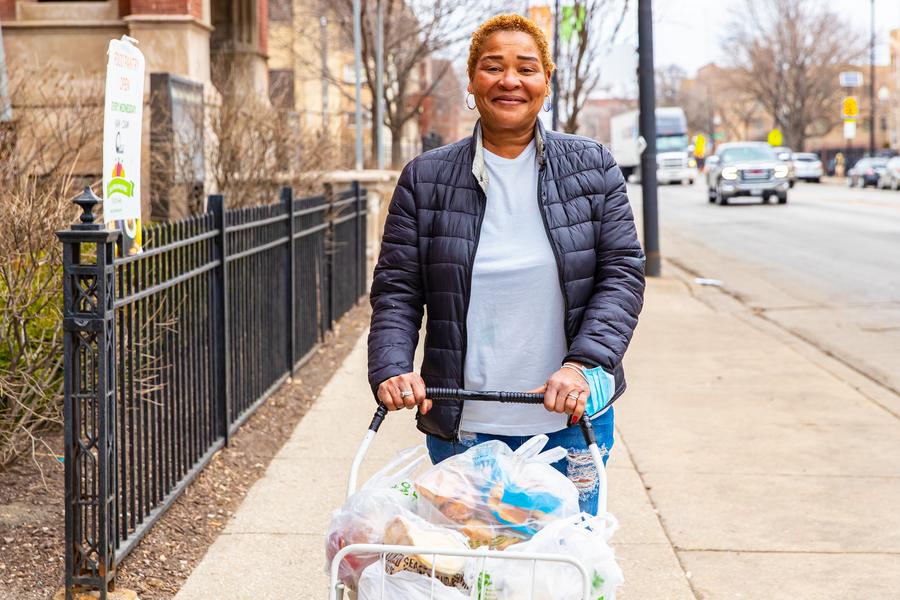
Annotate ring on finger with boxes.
[400,390,413,398]
[566,390,581,400]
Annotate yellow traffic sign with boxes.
[767,129,782,147]
[842,96,859,119]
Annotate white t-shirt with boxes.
[460,140,569,436]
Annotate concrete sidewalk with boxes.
[175,268,900,599]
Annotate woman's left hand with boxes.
[528,363,590,424]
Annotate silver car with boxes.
[705,142,791,205]
[792,152,824,183]
[876,156,900,191]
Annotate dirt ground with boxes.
[0,303,371,600]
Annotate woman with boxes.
[367,14,645,515]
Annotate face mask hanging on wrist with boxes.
[582,366,616,418]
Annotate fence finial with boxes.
[72,186,102,230]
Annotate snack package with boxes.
[325,446,427,588]
[382,513,471,591]
[415,435,579,548]
[466,512,624,600]
[357,564,469,600]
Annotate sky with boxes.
[597,0,900,95]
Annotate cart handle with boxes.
[370,388,596,444]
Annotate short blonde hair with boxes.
[467,14,555,81]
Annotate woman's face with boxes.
[468,30,550,132]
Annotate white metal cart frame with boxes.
[329,388,614,600]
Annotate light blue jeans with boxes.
[425,408,614,515]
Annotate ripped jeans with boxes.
[424,408,614,516]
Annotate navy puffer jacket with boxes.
[368,121,645,441]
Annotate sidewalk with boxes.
[174,269,900,599]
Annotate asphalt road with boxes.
[628,178,900,413]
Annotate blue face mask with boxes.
[582,366,616,418]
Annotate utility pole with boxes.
[638,0,660,277]
[868,0,875,156]
[551,0,560,130]
[375,0,385,170]
[352,0,364,171]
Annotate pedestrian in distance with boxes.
[367,14,645,515]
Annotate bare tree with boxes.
[204,65,337,206]
[723,0,865,150]
[556,0,629,134]
[655,64,686,107]
[290,0,510,167]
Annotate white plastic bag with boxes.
[382,512,471,591]
[325,445,428,588]
[466,512,624,600]
[358,564,469,600]
[415,435,579,549]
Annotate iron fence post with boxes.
[57,187,121,600]
[209,194,231,443]
[281,186,296,375]
[323,182,335,333]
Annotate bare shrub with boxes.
[207,67,339,207]
[0,67,102,467]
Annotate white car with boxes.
[792,152,824,183]
[877,156,900,191]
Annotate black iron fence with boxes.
[57,183,367,598]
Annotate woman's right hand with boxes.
[377,372,431,415]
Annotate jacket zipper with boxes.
[536,166,572,343]
[456,185,487,441]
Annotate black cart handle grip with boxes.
[370,388,597,448]
[424,387,545,403]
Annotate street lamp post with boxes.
[352,0,364,171]
[638,0,660,277]
[551,0,560,130]
[869,0,875,156]
[375,0,384,170]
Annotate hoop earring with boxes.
[543,96,552,112]
[466,93,477,111]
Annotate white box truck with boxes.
[609,107,697,184]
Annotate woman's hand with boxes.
[529,363,590,424]
[377,372,431,415]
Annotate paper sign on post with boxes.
[103,36,145,254]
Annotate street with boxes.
[634,180,900,414]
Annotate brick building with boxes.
[2,0,271,217]
[418,59,465,147]
[578,97,638,145]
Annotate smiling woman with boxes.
[367,13,646,516]
[466,16,554,157]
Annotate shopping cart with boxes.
[329,387,613,600]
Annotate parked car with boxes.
[792,152,823,183]
[876,156,900,190]
[847,157,889,187]
[772,146,797,187]
[705,142,791,205]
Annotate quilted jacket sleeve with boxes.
[367,162,425,394]
[564,146,646,372]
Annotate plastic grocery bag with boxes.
[358,564,469,600]
[382,512,471,591]
[325,445,428,588]
[466,512,624,600]
[415,435,579,549]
